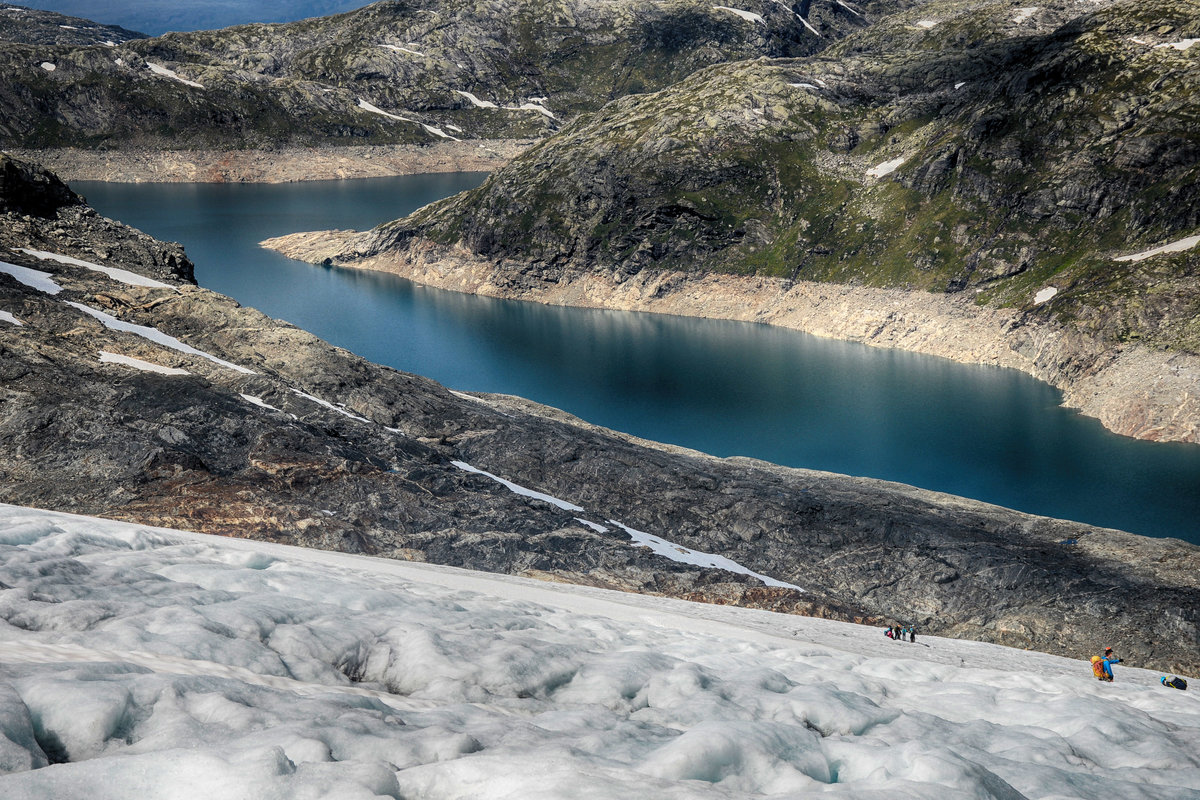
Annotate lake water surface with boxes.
[77,176,1200,544]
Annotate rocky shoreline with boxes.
[6,141,535,183]
[262,234,1200,445]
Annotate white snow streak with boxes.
[866,157,906,178]
[513,101,556,119]
[451,460,585,512]
[240,394,281,412]
[1034,287,1058,305]
[98,351,190,375]
[67,302,255,374]
[451,462,795,589]
[422,123,457,140]
[1155,38,1199,51]
[915,19,938,28]
[455,89,556,119]
[290,389,370,422]
[456,90,499,109]
[356,97,413,122]
[1114,234,1200,262]
[608,519,803,590]
[0,310,23,326]
[1012,7,1038,24]
[39,62,55,72]
[834,0,864,17]
[18,248,175,289]
[0,260,63,294]
[713,5,767,24]
[788,82,820,90]
[381,43,426,57]
[146,61,204,89]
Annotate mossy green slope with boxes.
[371,0,1200,349]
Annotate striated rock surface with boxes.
[4,154,1199,676]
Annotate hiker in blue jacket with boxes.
[1099,647,1122,681]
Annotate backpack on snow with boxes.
[1162,676,1188,690]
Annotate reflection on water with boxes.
[77,176,1200,543]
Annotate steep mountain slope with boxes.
[0,0,874,148]
[2,153,1199,675]
[279,0,1200,442]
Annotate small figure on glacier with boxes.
[1161,676,1188,690]
[1091,647,1121,682]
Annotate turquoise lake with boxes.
[76,175,1200,544]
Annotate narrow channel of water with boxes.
[76,176,1200,544]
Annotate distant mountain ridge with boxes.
[0,0,873,148]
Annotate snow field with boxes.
[18,247,176,289]
[1115,234,1200,263]
[99,351,189,375]
[867,157,906,178]
[0,506,1197,799]
[146,62,204,89]
[1,250,254,374]
[712,6,767,25]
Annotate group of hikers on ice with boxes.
[881,635,1189,690]
[884,625,916,642]
[1090,646,1188,689]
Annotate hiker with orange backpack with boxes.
[1091,647,1121,682]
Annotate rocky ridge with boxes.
[3,153,1199,675]
[272,0,1200,442]
[0,0,875,150]
[0,3,144,47]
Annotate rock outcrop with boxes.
[4,153,1199,675]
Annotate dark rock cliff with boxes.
[2,154,1198,675]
